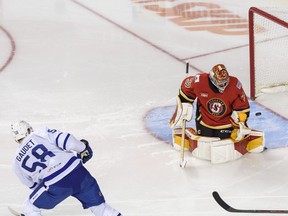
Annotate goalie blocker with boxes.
[172,127,264,164]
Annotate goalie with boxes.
[170,64,264,164]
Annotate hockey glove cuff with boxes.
[79,139,93,164]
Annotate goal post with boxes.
[249,7,288,100]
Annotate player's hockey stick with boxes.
[8,206,25,216]
[212,191,288,214]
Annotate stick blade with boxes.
[179,159,187,168]
[212,191,235,212]
[212,191,288,214]
[8,206,24,216]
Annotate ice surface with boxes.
[0,0,287,215]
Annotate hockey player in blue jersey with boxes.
[11,120,122,216]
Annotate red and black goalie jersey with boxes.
[179,73,250,129]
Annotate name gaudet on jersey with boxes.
[16,139,36,162]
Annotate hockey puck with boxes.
[255,112,262,116]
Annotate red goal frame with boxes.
[249,7,288,100]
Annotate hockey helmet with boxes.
[11,120,33,143]
[209,64,230,93]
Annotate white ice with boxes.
[0,0,288,215]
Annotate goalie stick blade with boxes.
[8,206,25,216]
[212,191,288,214]
[179,159,187,168]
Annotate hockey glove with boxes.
[230,111,251,141]
[170,96,193,128]
[231,122,251,141]
[79,139,93,164]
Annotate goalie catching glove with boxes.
[230,111,251,141]
[78,139,93,163]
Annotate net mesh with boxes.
[252,8,288,96]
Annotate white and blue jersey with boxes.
[13,127,86,189]
[13,128,106,210]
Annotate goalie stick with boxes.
[8,206,25,216]
[179,61,190,168]
[179,119,187,168]
[212,191,288,214]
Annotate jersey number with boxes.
[22,143,56,172]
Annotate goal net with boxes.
[249,7,288,100]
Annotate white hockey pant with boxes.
[90,203,121,216]
[23,199,42,216]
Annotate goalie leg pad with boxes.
[234,130,265,153]
[211,139,243,164]
[191,140,212,161]
[172,128,190,151]
[185,128,220,160]
[211,130,265,164]
[247,137,264,153]
[247,130,265,153]
[173,127,264,163]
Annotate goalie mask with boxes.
[11,120,33,143]
[209,64,230,93]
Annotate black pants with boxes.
[196,120,233,139]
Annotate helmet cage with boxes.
[209,64,230,93]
